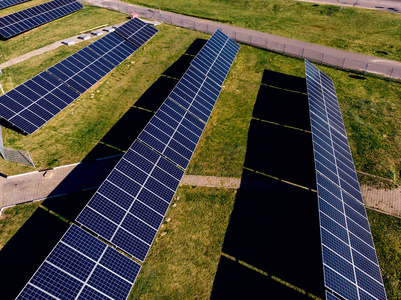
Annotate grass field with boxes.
[125,0,401,62]
[0,2,400,299]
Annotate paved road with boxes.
[299,0,401,14]
[86,0,401,79]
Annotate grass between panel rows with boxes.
[124,0,401,62]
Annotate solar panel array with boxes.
[0,0,31,11]
[0,18,157,134]
[304,59,387,300]
[115,17,158,48]
[0,0,83,39]
[17,224,141,300]
[76,29,240,263]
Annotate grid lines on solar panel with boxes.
[138,29,239,169]
[48,32,137,94]
[0,0,83,39]
[0,70,80,134]
[76,140,184,262]
[16,224,141,300]
[115,17,158,48]
[0,0,31,10]
[305,59,387,300]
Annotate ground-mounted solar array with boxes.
[17,224,141,300]
[304,59,387,300]
[0,18,157,134]
[17,29,240,299]
[115,17,158,48]
[0,0,31,10]
[0,0,83,39]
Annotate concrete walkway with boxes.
[1,158,399,219]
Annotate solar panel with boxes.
[76,139,184,262]
[17,224,141,300]
[0,0,83,39]
[115,17,158,48]
[138,29,240,169]
[304,59,387,300]
[0,0,31,10]
[0,25,154,134]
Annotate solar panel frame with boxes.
[16,224,141,300]
[305,59,387,300]
[0,0,83,39]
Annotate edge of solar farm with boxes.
[75,29,240,264]
[304,59,387,300]
[0,18,157,135]
[0,0,31,11]
[0,0,83,39]
[17,29,239,300]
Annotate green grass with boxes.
[368,209,401,299]
[125,0,401,62]
[129,186,237,299]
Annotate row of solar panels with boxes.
[0,0,30,10]
[17,30,240,300]
[0,0,82,38]
[305,60,387,300]
[0,17,157,135]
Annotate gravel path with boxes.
[1,158,399,219]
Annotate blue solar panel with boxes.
[0,0,31,10]
[0,31,140,134]
[0,0,83,38]
[305,59,387,300]
[115,17,158,48]
[77,140,184,262]
[326,291,344,300]
[17,224,141,300]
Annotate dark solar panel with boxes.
[115,17,158,48]
[0,31,139,134]
[77,140,185,262]
[0,0,31,10]
[305,59,387,300]
[17,224,141,300]
[0,0,83,39]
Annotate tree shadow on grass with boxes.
[0,38,207,299]
[0,208,69,300]
[211,70,325,299]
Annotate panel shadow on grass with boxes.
[0,208,69,300]
[211,70,324,299]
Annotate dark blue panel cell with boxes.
[121,213,156,245]
[88,265,133,300]
[30,263,82,300]
[76,207,117,240]
[0,103,16,119]
[129,200,164,229]
[163,146,189,169]
[323,245,355,282]
[344,204,370,232]
[47,243,95,282]
[149,116,175,137]
[28,103,54,121]
[181,118,203,138]
[88,193,126,224]
[316,173,342,199]
[77,286,110,300]
[17,284,56,300]
[144,123,171,145]
[100,247,141,283]
[62,225,106,261]
[323,265,358,300]
[342,193,366,219]
[111,228,150,262]
[320,212,349,244]
[352,249,383,283]
[137,188,169,215]
[108,169,142,197]
[9,114,37,134]
[44,93,68,110]
[98,180,136,210]
[316,161,339,186]
[347,218,374,247]
[151,166,180,191]
[321,227,352,263]
[156,157,184,181]
[116,159,149,186]
[355,268,386,300]
[123,151,154,174]
[145,176,175,203]
[340,179,364,203]
[138,130,166,154]
[34,97,59,115]
[0,94,23,113]
[169,138,193,160]
[19,109,46,127]
[318,197,346,227]
[129,139,160,164]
